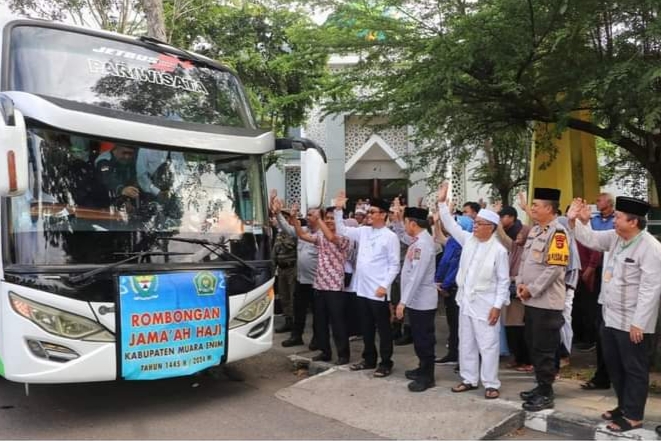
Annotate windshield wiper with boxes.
[68,250,193,286]
[159,237,257,274]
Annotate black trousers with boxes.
[506,326,530,365]
[314,290,350,359]
[293,282,316,340]
[590,305,611,386]
[410,308,437,380]
[601,326,653,421]
[345,292,362,337]
[443,287,459,358]
[525,306,564,395]
[571,279,599,344]
[358,296,393,367]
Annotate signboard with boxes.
[118,271,227,380]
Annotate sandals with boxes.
[451,382,478,393]
[580,380,610,390]
[373,365,392,378]
[350,361,376,371]
[485,388,500,399]
[601,408,622,421]
[606,416,643,433]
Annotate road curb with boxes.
[287,354,659,439]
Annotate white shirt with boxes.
[573,221,661,333]
[334,210,400,301]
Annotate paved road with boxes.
[0,351,378,439]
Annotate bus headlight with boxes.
[229,289,272,329]
[9,292,114,342]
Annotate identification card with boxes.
[603,266,613,283]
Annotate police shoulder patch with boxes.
[547,232,569,266]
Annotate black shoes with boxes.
[435,354,458,365]
[519,387,541,401]
[405,368,421,380]
[281,336,304,347]
[311,352,331,362]
[522,394,554,411]
[408,378,435,392]
[308,340,319,351]
[335,357,350,366]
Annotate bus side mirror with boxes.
[275,137,328,209]
[0,95,28,196]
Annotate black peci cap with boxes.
[615,196,651,217]
[404,207,429,221]
[371,198,391,212]
[533,187,561,201]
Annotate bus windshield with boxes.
[7,24,255,129]
[6,127,269,266]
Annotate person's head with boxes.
[367,199,390,228]
[516,224,532,246]
[499,206,518,229]
[531,188,561,225]
[462,202,481,219]
[354,208,366,225]
[596,192,615,215]
[306,208,320,230]
[403,207,429,236]
[324,207,337,233]
[613,196,650,239]
[473,209,500,241]
[112,144,135,164]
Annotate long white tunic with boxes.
[439,203,510,321]
[573,221,661,333]
[334,210,400,301]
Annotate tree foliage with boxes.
[165,0,330,136]
[302,0,661,200]
[3,0,145,34]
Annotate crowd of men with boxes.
[268,184,661,434]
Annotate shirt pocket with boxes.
[529,239,547,264]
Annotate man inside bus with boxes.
[95,143,141,212]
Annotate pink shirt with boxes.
[313,234,350,291]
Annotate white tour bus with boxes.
[0,17,327,384]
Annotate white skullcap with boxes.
[355,208,367,215]
[477,209,500,226]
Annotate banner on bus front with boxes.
[118,270,228,380]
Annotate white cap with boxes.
[477,209,500,226]
[355,208,367,215]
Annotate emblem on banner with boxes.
[194,271,218,296]
[130,275,159,299]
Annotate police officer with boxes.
[568,196,661,433]
[516,188,568,411]
[95,143,140,211]
[272,208,298,333]
[395,207,438,392]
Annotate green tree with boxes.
[3,0,145,34]
[165,1,330,136]
[306,0,661,200]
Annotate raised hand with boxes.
[335,190,348,210]
[437,181,450,203]
[271,197,282,214]
[566,198,584,221]
[290,201,300,218]
[269,189,277,203]
[492,200,503,213]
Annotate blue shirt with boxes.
[590,212,614,231]
[435,237,463,290]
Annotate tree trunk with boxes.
[141,0,167,42]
